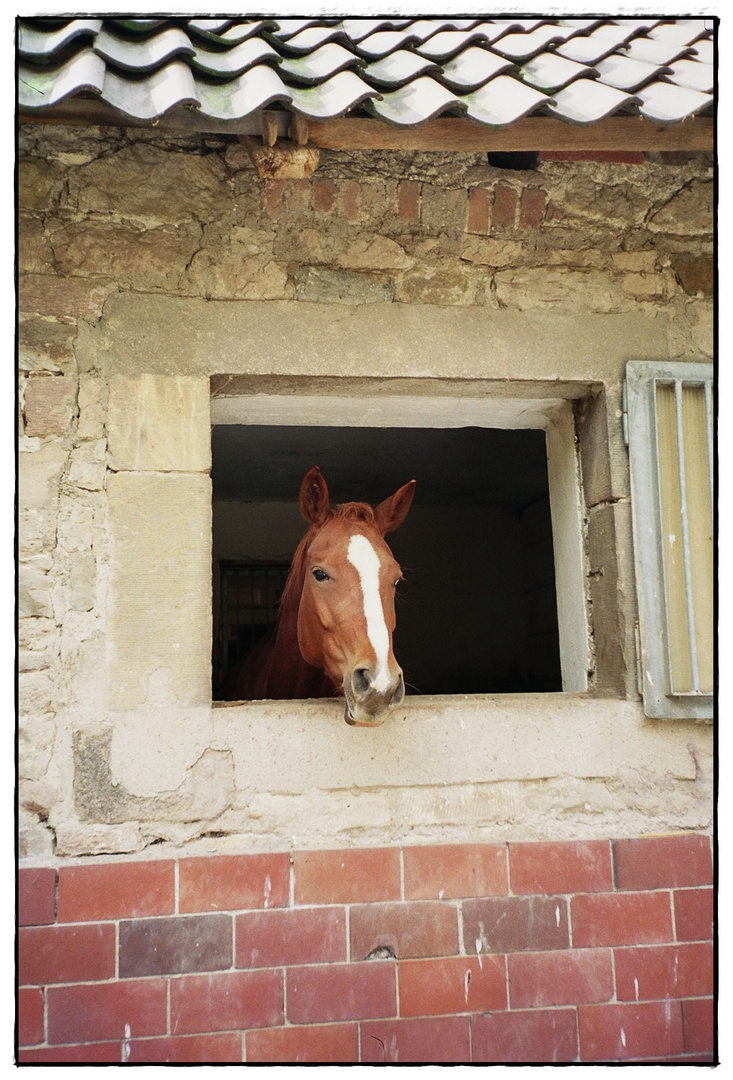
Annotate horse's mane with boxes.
[278,502,377,613]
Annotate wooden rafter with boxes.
[18,102,714,153]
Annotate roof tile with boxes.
[17,16,715,132]
[437,47,515,92]
[635,79,714,123]
[463,75,553,126]
[546,79,642,124]
[363,51,441,90]
[367,76,463,126]
[520,52,597,93]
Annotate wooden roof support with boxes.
[289,111,309,147]
[18,103,714,154]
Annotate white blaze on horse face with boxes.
[347,533,392,693]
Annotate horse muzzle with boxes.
[343,664,405,727]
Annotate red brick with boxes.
[403,842,507,900]
[19,1043,122,1063]
[18,987,44,1046]
[571,891,673,947]
[246,1024,358,1063]
[682,997,715,1054]
[519,186,547,229]
[339,180,360,220]
[350,901,459,960]
[313,177,336,212]
[674,887,714,941]
[398,180,421,222]
[179,852,289,912]
[579,1001,684,1061]
[294,847,400,905]
[119,914,231,976]
[19,924,115,986]
[463,895,569,954]
[509,839,613,895]
[614,834,712,890]
[362,1016,470,1063]
[264,179,285,217]
[466,187,489,234]
[18,867,55,926]
[170,969,283,1034]
[57,860,175,921]
[48,979,168,1044]
[286,962,396,1024]
[471,1009,578,1063]
[509,948,614,1008]
[126,1034,242,1063]
[491,184,517,229]
[236,906,346,968]
[398,955,506,1017]
[615,942,714,1001]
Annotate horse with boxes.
[224,466,415,726]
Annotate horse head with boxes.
[296,466,415,727]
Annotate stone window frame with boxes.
[211,380,597,699]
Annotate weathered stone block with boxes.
[493,268,625,312]
[108,375,211,473]
[460,235,523,267]
[67,440,107,491]
[47,218,201,291]
[18,273,113,319]
[18,558,54,619]
[18,214,53,274]
[294,267,394,304]
[77,373,107,440]
[394,263,478,305]
[18,616,59,673]
[73,729,234,823]
[67,142,231,223]
[18,441,69,554]
[648,179,713,235]
[69,551,97,612]
[107,472,212,708]
[24,375,77,437]
[17,157,65,212]
[669,253,714,296]
[587,501,631,697]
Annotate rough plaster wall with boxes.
[17,125,714,859]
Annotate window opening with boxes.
[212,422,565,701]
[216,562,289,697]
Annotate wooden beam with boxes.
[289,111,309,146]
[305,116,714,153]
[18,103,713,153]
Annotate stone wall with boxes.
[17,124,714,861]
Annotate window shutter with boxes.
[625,361,714,719]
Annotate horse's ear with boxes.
[300,466,331,526]
[374,479,416,535]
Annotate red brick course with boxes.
[403,842,506,899]
[57,860,175,921]
[294,846,400,904]
[17,834,715,1064]
[179,852,289,912]
[18,867,55,926]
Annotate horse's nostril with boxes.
[353,668,372,697]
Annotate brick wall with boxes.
[17,834,714,1064]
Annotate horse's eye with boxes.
[312,568,330,582]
